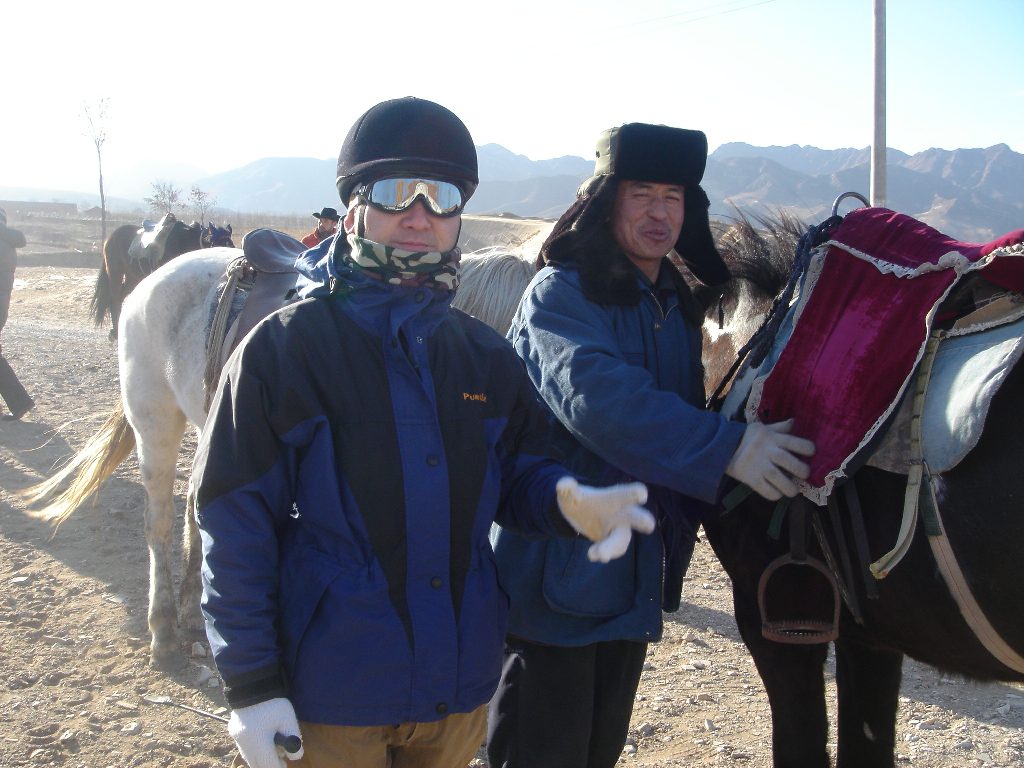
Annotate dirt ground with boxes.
[0,215,1021,767]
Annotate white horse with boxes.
[455,245,535,336]
[23,243,535,666]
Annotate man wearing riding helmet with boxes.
[192,97,657,768]
[488,123,816,768]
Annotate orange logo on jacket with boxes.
[463,392,487,402]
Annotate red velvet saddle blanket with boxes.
[746,207,1024,504]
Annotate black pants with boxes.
[486,636,648,768]
[0,355,32,418]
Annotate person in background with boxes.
[487,123,816,768]
[192,97,657,768]
[0,207,34,421]
[300,206,340,248]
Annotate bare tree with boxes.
[188,185,216,224]
[144,181,183,216]
[82,98,110,246]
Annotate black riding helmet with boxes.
[336,97,479,207]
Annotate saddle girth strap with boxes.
[870,329,944,578]
[842,480,880,601]
[203,257,254,412]
[824,492,864,624]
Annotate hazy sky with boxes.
[3,0,1022,197]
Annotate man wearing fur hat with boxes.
[300,206,340,248]
[488,124,815,768]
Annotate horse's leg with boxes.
[133,407,188,667]
[735,604,832,768]
[833,638,902,768]
[178,478,204,635]
[707,513,833,768]
[121,313,189,667]
[110,267,135,340]
[109,300,120,340]
[101,226,134,340]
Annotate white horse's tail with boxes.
[20,400,136,529]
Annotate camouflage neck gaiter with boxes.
[343,232,461,292]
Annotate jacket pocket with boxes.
[279,545,341,673]
[541,536,636,617]
[457,545,509,691]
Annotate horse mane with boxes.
[698,209,810,403]
[453,246,535,336]
[712,209,804,299]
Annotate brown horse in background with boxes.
[91,220,234,339]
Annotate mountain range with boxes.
[4,143,1020,242]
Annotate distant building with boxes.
[0,200,79,217]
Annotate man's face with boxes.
[344,198,460,253]
[319,217,338,234]
[611,180,685,278]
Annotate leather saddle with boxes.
[203,228,306,407]
[129,213,178,265]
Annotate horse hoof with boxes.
[149,650,185,672]
[149,641,184,671]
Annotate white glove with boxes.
[725,419,816,501]
[555,477,654,563]
[228,697,304,768]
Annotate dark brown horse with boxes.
[694,210,1024,767]
[91,220,234,338]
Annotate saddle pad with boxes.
[131,214,178,262]
[745,207,1024,505]
[868,313,1024,474]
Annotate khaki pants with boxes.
[235,705,486,768]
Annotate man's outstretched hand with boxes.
[556,477,654,562]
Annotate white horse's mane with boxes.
[453,246,535,336]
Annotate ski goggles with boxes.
[356,178,466,218]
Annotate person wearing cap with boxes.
[192,98,658,768]
[487,124,816,768]
[0,208,34,421]
[300,207,341,248]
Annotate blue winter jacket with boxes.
[193,249,574,726]
[492,262,745,645]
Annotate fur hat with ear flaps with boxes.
[540,123,729,307]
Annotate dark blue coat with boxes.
[493,262,745,645]
[193,264,572,726]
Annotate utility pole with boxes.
[870,0,887,207]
